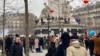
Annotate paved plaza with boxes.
[24,50,47,56]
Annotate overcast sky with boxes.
[0,0,98,17]
[28,0,83,17]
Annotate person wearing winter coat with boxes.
[34,37,39,52]
[46,42,56,56]
[29,37,34,53]
[5,35,13,56]
[10,37,23,56]
[39,37,44,52]
[54,32,70,56]
[67,40,89,56]
[91,33,100,56]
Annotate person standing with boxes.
[10,37,23,56]
[5,35,13,56]
[39,37,44,52]
[46,42,56,56]
[34,37,39,52]
[29,37,34,53]
[54,32,70,56]
[91,33,100,56]
[67,40,88,56]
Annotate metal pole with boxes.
[95,3,98,33]
[24,0,29,56]
[58,0,61,36]
[2,0,6,56]
[87,5,90,32]
[47,15,50,39]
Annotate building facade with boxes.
[0,12,37,35]
[34,0,86,37]
[73,1,100,32]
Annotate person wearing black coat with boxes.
[39,37,44,52]
[5,35,13,56]
[54,32,70,56]
[10,37,23,56]
[46,42,56,56]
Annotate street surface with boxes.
[24,50,47,56]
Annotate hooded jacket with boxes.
[67,40,89,56]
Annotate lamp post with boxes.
[47,15,50,39]
[83,0,89,35]
[44,3,54,39]
[49,1,61,35]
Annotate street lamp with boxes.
[44,3,54,39]
[83,0,90,36]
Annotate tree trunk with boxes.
[24,0,29,56]
[2,0,6,56]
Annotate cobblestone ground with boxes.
[24,50,47,56]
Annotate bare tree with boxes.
[24,0,29,56]
[2,0,6,56]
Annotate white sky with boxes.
[0,0,98,17]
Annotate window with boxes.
[51,29,59,34]
[77,29,83,33]
[71,29,77,34]
[42,29,48,34]
[34,30,41,35]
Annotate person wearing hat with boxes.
[67,40,89,56]
[90,33,100,56]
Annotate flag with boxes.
[75,17,81,24]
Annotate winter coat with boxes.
[61,32,70,49]
[10,43,23,56]
[34,38,39,48]
[5,37,13,52]
[46,43,56,56]
[91,37,100,54]
[29,37,34,45]
[54,44,65,56]
[67,40,88,56]
[54,32,70,56]
[39,38,44,46]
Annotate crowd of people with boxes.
[46,32,100,56]
[0,32,100,56]
[0,34,47,56]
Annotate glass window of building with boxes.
[71,29,77,34]
[42,29,48,34]
[35,30,41,35]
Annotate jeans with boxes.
[40,45,43,52]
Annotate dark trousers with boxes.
[95,54,100,56]
[30,44,33,52]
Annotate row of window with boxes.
[74,3,100,12]
[34,29,84,35]
[35,18,72,25]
